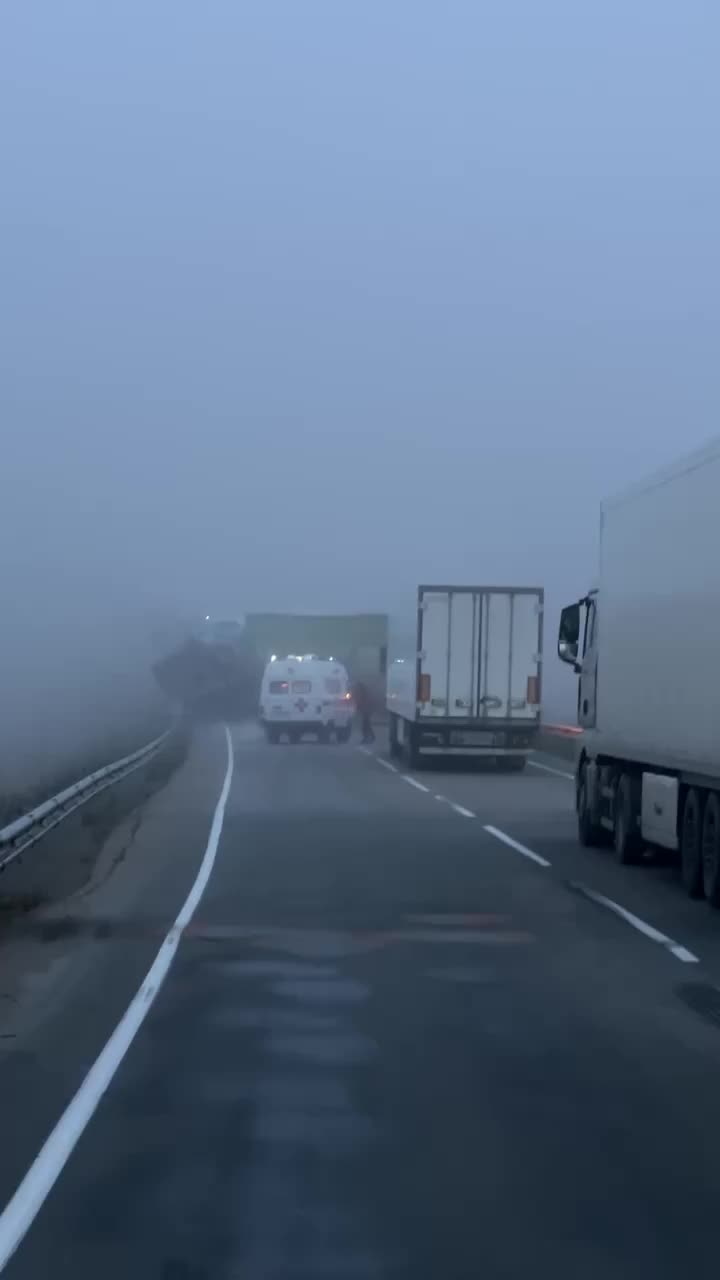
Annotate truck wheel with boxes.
[702,792,720,906]
[577,763,605,847]
[405,724,420,769]
[681,788,704,898]
[503,757,527,773]
[614,774,641,865]
[266,727,280,745]
[389,714,402,759]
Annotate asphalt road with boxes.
[3,724,720,1278]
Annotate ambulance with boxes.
[259,655,354,744]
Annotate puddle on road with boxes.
[255,1111,376,1146]
[268,1032,378,1065]
[273,978,369,1005]
[426,966,499,985]
[210,960,337,980]
[211,1007,342,1032]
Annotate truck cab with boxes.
[558,588,598,731]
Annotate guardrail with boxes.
[0,728,172,872]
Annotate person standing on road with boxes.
[353,679,375,744]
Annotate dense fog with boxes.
[2,2,718,792]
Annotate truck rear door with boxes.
[417,587,542,721]
[479,590,542,720]
[417,589,479,718]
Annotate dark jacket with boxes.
[353,681,371,713]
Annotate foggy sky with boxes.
[2,0,719,773]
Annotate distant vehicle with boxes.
[259,655,354,744]
[387,585,543,766]
[558,438,720,901]
[152,617,262,722]
[244,612,388,708]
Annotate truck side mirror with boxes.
[558,603,580,665]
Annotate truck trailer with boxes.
[387,585,543,766]
[558,438,720,901]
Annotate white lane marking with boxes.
[483,824,551,867]
[0,727,235,1271]
[670,945,700,964]
[449,802,475,819]
[402,776,430,794]
[357,746,374,757]
[528,759,574,781]
[571,883,699,964]
[376,757,398,774]
[433,795,475,818]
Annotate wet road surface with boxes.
[2,724,720,1278]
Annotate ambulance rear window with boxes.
[291,680,312,694]
[269,680,289,694]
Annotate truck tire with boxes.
[681,788,704,898]
[389,714,402,759]
[577,762,605,847]
[266,727,280,745]
[405,723,420,769]
[503,757,527,773]
[702,792,720,906]
[614,774,641,865]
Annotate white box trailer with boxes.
[558,438,720,901]
[387,585,543,767]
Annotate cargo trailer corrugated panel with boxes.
[599,439,720,775]
[417,586,543,722]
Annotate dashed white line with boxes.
[368,760,472,813]
[449,802,475,819]
[0,726,236,1271]
[402,776,430,794]
[376,757,398,774]
[669,945,700,964]
[483,824,551,867]
[528,759,574,781]
[571,883,699,964]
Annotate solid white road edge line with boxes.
[572,883,699,964]
[528,759,574,781]
[0,726,236,1272]
[402,776,430,793]
[483,825,551,867]
[376,757,398,773]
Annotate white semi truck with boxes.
[387,585,543,766]
[558,438,720,902]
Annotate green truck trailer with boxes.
[243,613,388,699]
